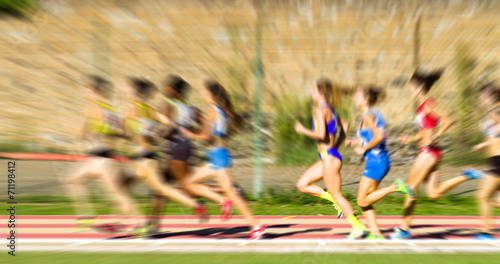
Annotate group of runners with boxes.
[65,69,500,240]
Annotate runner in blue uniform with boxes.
[346,85,414,240]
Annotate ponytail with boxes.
[204,79,244,129]
[315,77,340,107]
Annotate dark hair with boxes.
[316,77,340,107]
[494,105,500,114]
[494,89,500,104]
[87,75,112,96]
[410,69,443,93]
[128,77,156,99]
[479,82,499,99]
[360,85,386,106]
[164,74,190,96]
[204,79,243,128]
[479,82,495,94]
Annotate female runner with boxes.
[346,85,414,240]
[181,79,266,240]
[67,75,138,231]
[294,78,366,239]
[471,84,500,240]
[124,77,206,226]
[390,69,481,239]
[142,75,201,235]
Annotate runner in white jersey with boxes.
[181,79,266,240]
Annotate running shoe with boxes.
[388,227,412,240]
[475,232,497,240]
[365,233,385,240]
[462,168,484,180]
[249,224,266,240]
[147,224,160,236]
[394,178,415,199]
[194,203,209,222]
[73,216,98,231]
[130,225,152,238]
[323,188,343,219]
[220,199,234,222]
[345,229,368,240]
[332,203,344,219]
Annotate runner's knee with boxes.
[359,204,373,211]
[295,181,308,193]
[427,193,441,200]
[357,198,370,208]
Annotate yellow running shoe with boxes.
[345,229,368,240]
[73,217,98,232]
[365,233,385,240]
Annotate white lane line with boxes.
[16,238,500,245]
[9,245,500,253]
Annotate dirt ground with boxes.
[2,158,485,198]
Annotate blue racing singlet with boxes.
[357,109,388,159]
[357,109,391,181]
[313,102,342,162]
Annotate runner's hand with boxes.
[294,120,305,134]
[344,138,357,147]
[354,147,365,156]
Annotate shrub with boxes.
[0,0,37,16]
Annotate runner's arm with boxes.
[358,114,384,152]
[295,109,326,140]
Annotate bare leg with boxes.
[99,159,139,227]
[145,160,189,228]
[401,153,438,230]
[169,160,189,189]
[357,177,382,236]
[322,157,354,217]
[424,169,468,200]
[136,159,198,208]
[66,158,103,216]
[477,174,500,233]
[147,195,165,227]
[217,169,261,228]
[185,163,226,204]
[362,183,397,205]
[296,161,325,197]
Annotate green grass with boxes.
[2,192,498,216]
[9,252,500,264]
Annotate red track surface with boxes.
[2,215,498,240]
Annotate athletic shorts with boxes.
[486,155,500,177]
[362,154,391,181]
[419,144,443,161]
[207,147,232,170]
[319,147,342,162]
[169,138,193,162]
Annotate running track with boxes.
[1,154,499,252]
[2,215,500,253]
